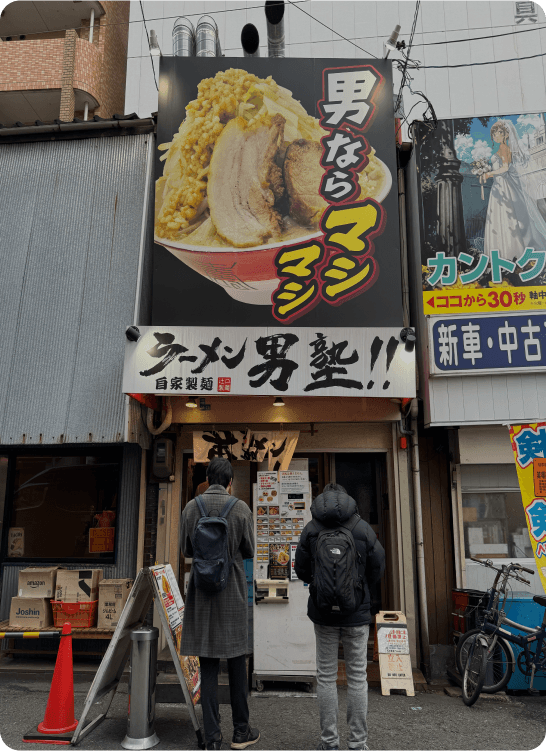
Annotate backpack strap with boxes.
[342,513,361,533]
[311,518,326,534]
[219,495,238,518]
[195,495,208,518]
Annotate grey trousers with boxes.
[314,623,370,750]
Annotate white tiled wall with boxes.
[125,1,546,123]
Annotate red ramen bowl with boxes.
[154,231,322,306]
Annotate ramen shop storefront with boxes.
[122,52,418,675]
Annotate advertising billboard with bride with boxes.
[416,113,546,316]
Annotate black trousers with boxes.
[199,654,249,744]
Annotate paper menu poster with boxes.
[279,470,308,494]
[151,564,184,629]
[257,471,279,503]
[290,544,299,581]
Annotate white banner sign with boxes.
[123,326,415,397]
[193,430,298,471]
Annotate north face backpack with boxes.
[192,495,238,593]
[310,514,363,615]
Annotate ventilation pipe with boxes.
[265,0,285,58]
[196,15,221,57]
[173,17,195,56]
[241,23,260,57]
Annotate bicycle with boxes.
[455,557,546,706]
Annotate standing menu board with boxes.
[150,564,201,705]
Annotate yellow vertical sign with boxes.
[509,423,546,595]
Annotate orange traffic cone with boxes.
[23,622,78,745]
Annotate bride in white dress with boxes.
[481,119,546,262]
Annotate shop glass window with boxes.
[7,454,120,560]
[0,457,8,550]
[462,491,531,559]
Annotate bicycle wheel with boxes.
[456,630,513,693]
[462,637,487,706]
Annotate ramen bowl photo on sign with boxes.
[154,68,391,306]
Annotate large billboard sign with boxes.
[153,57,402,329]
[129,57,415,397]
[415,114,546,316]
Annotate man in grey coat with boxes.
[180,458,260,751]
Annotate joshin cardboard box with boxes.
[55,569,103,602]
[9,597,53,628]
[97,579,133,628]
[18,567,63,598]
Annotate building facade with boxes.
[0,1,130,124]
[0,119,154,658]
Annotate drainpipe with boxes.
[265,0,285,58]
[241,24,260,57]
[409,399,430,676]
[83,102,89,121]
[89,8,95,43]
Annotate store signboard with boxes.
[123,326,415,397]
[509,422,546,594]
[428,312,546,375]
[153,57,401,330]
[414,114,546,316]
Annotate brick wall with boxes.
[95,1,130,119]
[0,39,64,92]
[59,29,76,121]
[0,2,129,123]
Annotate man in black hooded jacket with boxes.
[295,483,385,751]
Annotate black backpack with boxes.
[192,495,238,593]
[310,514,363,615]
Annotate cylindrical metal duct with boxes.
[172,17,195,56]
[121,627,159,750]
[265,1,285,58]
[196,15,221,57]
[241,23,260,57]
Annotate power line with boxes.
[286,0,379,58]
[420,50,546,68]
[139,0,158,92]
[0,1,309,39]
[412,23,546,46]
[396,0,420,114]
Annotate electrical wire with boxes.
[414,23,546,46]
[395,0,420,114]
[286,0,379,58]
[139,0,158,92]
[420,50,546,68]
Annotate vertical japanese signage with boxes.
[509,423,546,594]
[130,57,415,398]
[414,114,546,317]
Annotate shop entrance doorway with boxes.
[181,451,392,615]
[293,452,391,617]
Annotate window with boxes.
[0,457,8,550]
[6,453,121,561]
[462,491,531,559]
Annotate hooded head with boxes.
[311,483,357,527]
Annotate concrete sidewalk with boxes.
[0,675,544,751]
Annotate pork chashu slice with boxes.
[208,114,285,248]
[284,139,328,226]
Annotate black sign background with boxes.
[153,57,402,327]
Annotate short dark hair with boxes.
[206,458,233,488]
[323,482,346,493]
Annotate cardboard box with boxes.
[18,567,62,598]
[55,569,103,603]
[9,597,53,628]
[97,579,133,629]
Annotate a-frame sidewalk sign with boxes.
[71,566,204,748]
